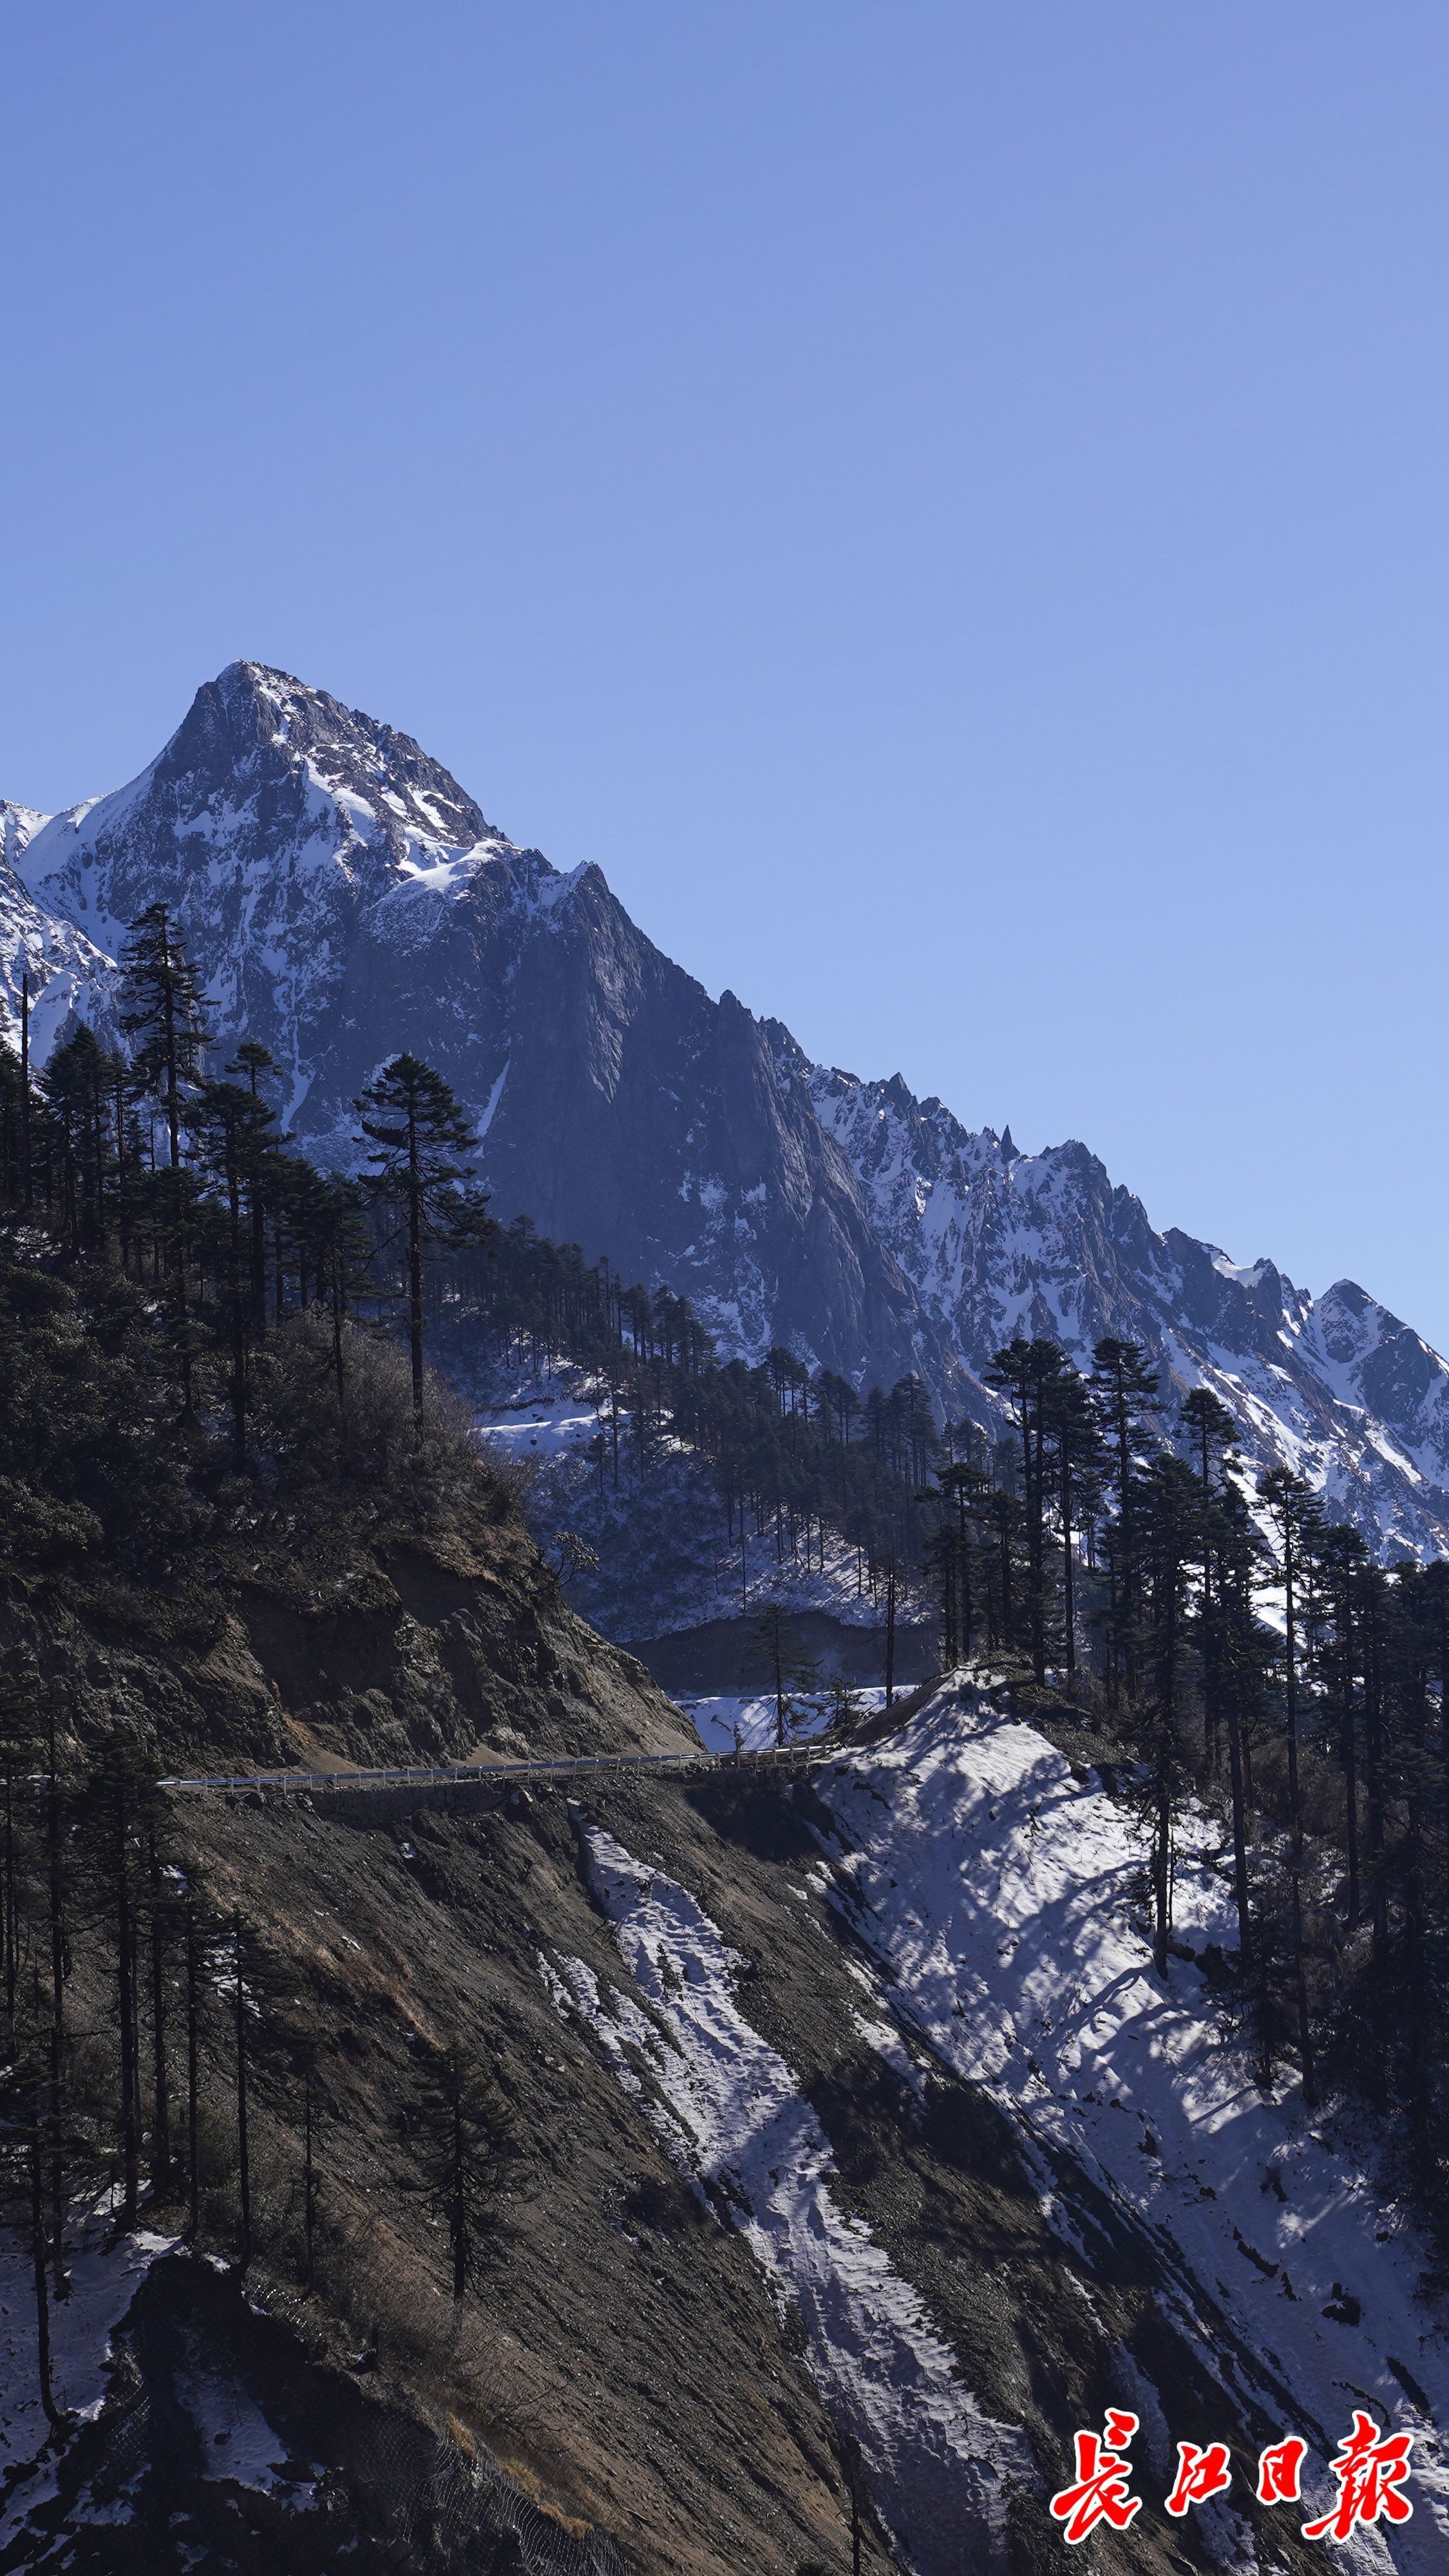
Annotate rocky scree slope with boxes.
[0,1370,1327,2576]
[10,1721,1347,2573]
[0,1421,828,2575]
[8,658,1449,1555]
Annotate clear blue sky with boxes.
[3,5,1446,1341]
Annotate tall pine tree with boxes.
[355,1055,491,1415]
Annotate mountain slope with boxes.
[808,1063,1449,1552]
[0,799,118,1062]
[8,657,1449,1557]
[10,662,944,1399]
[811,1676,1449,2572]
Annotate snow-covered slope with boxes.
[542,1685,1448,2567]
[476,1382,898,1640]
[0,800,120,1061]
[0,2209,177,2524]
[9,658,1449,1558]
[544,1817,1036,2575]
[812,1679,1449,2570]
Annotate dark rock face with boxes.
[10,658,1449,1552]
[5,2255,626,2576]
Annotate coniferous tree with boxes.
[228,1042,279,1325]
[1090,1338,1161,1701]
[933,1460,992,1667]
[41,1027,120,1255]
[118,905,210,1173]
[189,1079,279,1464]
[354,1054,492,1414]
[1182,1388,1239,1768]
[286,1165,375,1408]
[1259,1465,1321,2103]
[1136,1454,1198,1975]
[989,1486,1022,1654]
[0,2029,64,2430]
[118,907,211,1408]
[1213,1472,1265,2042]
[1046,1368,1103,1694]
[182,1888,214,2239]
[222,1909,279,2275]
[0,1680,35,2050]
[1313,1523,1366,1927]
[146,1824,176,2193]
[753,1603,813,1747]
[41,1687,70,2295]
[924,1512,958,1666]
[987,1340,1070,1683]
[417,2040,515,2303]
[79,1727,169,2230]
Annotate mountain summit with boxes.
[6,659,1449,1551]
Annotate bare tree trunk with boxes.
[118,1815,140,2229]
[186,1904,201,2237]
[233,1916,251,2273]
[29,2090,61,2430]
[303,2068,317,2292]
[44,1728,68,2295]
[1282,1537,1316,2105]
[149,1833,171,2190]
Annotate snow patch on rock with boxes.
[543,1817,1036,2575]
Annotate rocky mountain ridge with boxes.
[6,657,1449,1556]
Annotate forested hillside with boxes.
[6,901,1449,2204]
[4,905,1449,2570]
[0,1030,1337,2576]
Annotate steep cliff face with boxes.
[8,656,1449,1555]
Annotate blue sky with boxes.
[3,5,1447,1341]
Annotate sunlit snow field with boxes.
[817,1681,1449,2573]
[473,1394,605,1461]
[544,1678,1449,2574]
[679,1688,889,1753]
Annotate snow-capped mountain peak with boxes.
[7,659,1449,1559]
[15,661,519,951]
[8,662,556,1141]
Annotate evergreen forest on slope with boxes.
[4,902,1449,2490]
